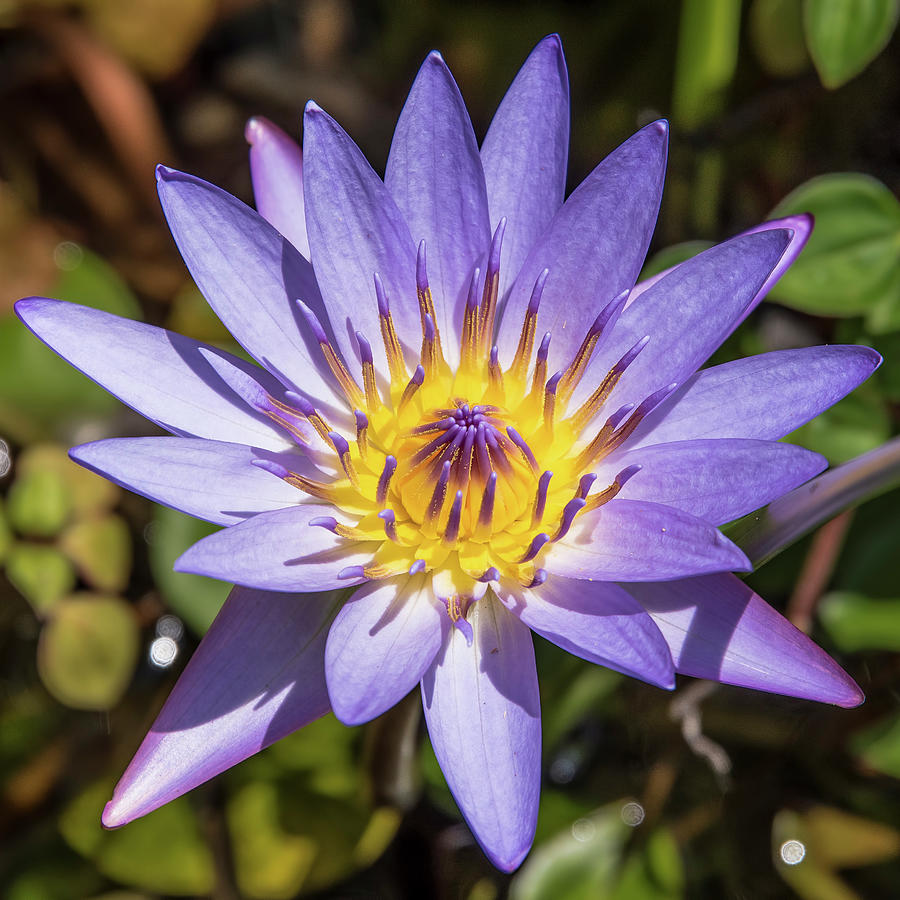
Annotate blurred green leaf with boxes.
[750,0,811,77]
[60,514,132,593]
[6,467,73,537]
[853,710,900,779]
[611,828,684,900]
[59,778,214,895]
[148,505,229,634]
[788,378,890,464]
[819,591,900,652]
[510,803,630,900]
[37,594,139,710]
[0,248,141,439]
[672,0,742,128]
[769,174,900,316]
[0,498,13,564]
[639,241,713,281]
[804,0,900,88]
[864,267,900,334]
[16,443,121,517]
[6,543,76,615]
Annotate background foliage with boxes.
[0,1,898,897]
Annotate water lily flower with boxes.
[17,35,879,871]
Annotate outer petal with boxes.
[385,52,490,357]
[71,437,322,526]
[576,228,793,413]
[497,577,674,688]
[175,504,375,590]
[548,498,751,582]
[481,34,569,302]
[325,575,446,725]
[303,102,419,374]
[626,214,813,322]
[497,120,667,372]
[421,593,540,871]
[15,298,291,451]
[103,586,337,827]
[625,345,882,448]
[595,439,827,526]
[626,573,864,707]
[156,166,345,414]
[246,116,310,258]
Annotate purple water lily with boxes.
[16,36,879,871]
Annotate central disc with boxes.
[393,399,536,537]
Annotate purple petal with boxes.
[303,102,418,374]
[15,298,292,450]
[497,120,667,372]
[385,52,490,357]
[596,439,827,526]
[103,586,336,826]
[497,577,674,688]
[175,504,374,591]
[575,228,793,414]
[627,215,813,322]
[246,116,310,258]
[156,166,344,411]
[548,498,751,582]
[325,575,446,725]
[421,594,540,872]
[481,34,569,302]
[70,437,321,526]
[625,345,882,448]
[625,573,863,707]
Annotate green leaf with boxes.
[853,710,900,780]
[37,593,139,710]
[148,504,229,635]
[750,0,811,78]
[819,592,900,652]
[6,467,73,537]
[788,377,890,463]
[5,543,76,615]
[769,174,900,316]
[672,0,742,128]
[59,778,215,895]
[804,0,900,88]
[59,514,132,593]
[611,828,685,900]
[510,803,631,900]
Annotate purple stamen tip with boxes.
[444,490,464,542]
[408,559,427,575]
[528,269,550,315]
[355,409,369,430]
[520,532,549,563]
[616,464,642,485]
[488,217,507,273]
[356,331,374,365]
[373,272,390,316]
[328,431,350,457]
[528,568,548,588]
[423,313,435,342]
[338,565,366,581]
[636,382,678,417]
[590,289,629,336]
[490,345,499,367]
[251,458,290,479]
[478,567,500,583]
[545,371,563,395]
[416,240,429,291]
[553,497,586,542]
[410,364,425,386]
[296,299,329,344]
[577,473,597,498]
[507,426,538,468]
[616,335,651,373]
[608,402,636,430]
[308,516,338,532]
[285,391,316,418]
[537,331,552,362]
[466,268,481,311]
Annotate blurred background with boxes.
[0,1,899,897]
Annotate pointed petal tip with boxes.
[304,99,325,119]
[425,49,445,64]
[155,164,179,183]
[101,798,130,830]
[486,841,531,873]
[652,117,669,135]
[836,681,865,709]
[244,115,273,145]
